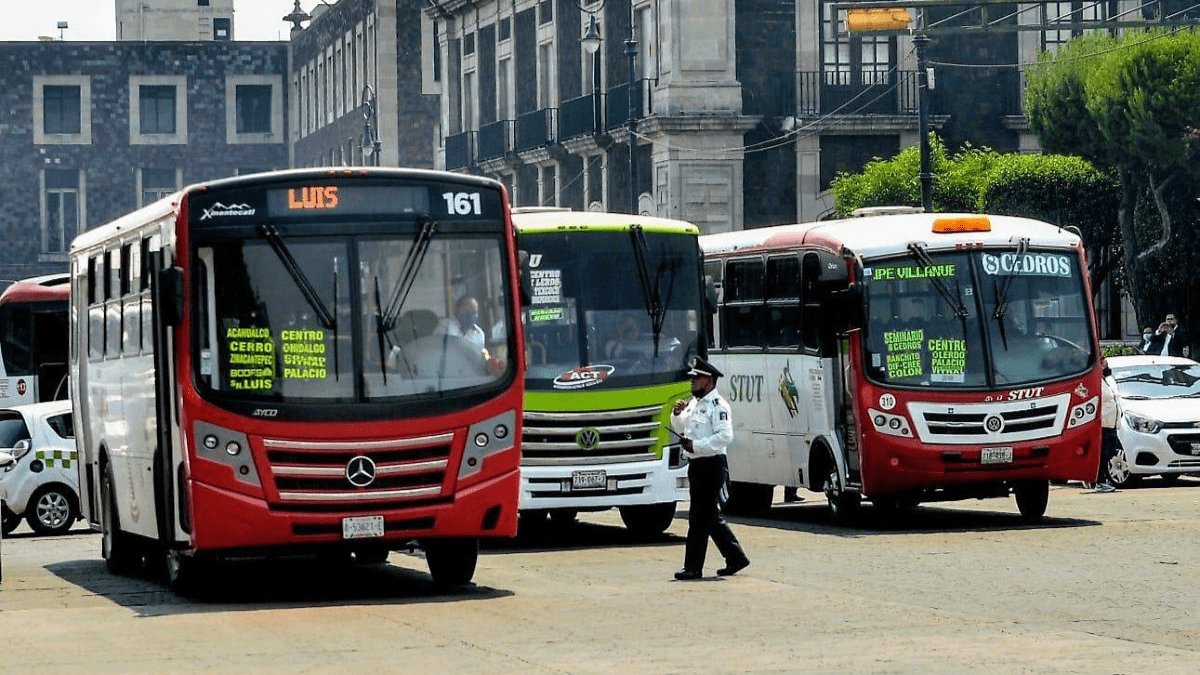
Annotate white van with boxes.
[0,400,77,535]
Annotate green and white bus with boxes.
[510,209,708,535]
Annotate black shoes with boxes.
[716,557,750,576]
[674,568,702,580]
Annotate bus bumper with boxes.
[519,460,688,511]
[186,469,520,554]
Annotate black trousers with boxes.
[684,455,747,571]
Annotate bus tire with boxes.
[1013,480,1049,521]
[26,484,78,536]
[724,481,773,516]
[423,538,479,590]
[818,445,860,522]
[101,464,142,576]
[619,503,676,536]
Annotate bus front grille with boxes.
[908,394,1071,445]
[521,404,665,466]
[262,433,455,506]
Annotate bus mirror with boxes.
[704,277,719,315]
[518,250,533,307]
[158,267,185,327]
[831,282,865,330]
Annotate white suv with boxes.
[0,400,78,535]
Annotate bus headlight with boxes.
[868,408,912,438]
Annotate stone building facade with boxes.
[288,0,439,169]
[0,41,289,281]
[422,0,1119,232]
[115,0,236,41]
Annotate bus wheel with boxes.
[423,538,479,590]
[619,503,676,536]
[724,482,773,516]
[26,484,78,536]
[822,468,860,521]
[1013,480,1049,521]
[101,465,141,576]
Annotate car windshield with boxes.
[1112,363,1200,399]
[861,247,1094,388]
[519,230,703,391]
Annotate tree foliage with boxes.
[1025,29,1200,340]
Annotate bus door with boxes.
[721,257,785,483]
[803,250,856,480]
[762,254,811,486]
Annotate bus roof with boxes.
[71,167,506,254]
[0,273,70,304]
[699,213,1082,259]
[511,208,699,235]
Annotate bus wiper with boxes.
[630,225,667,356]
[991,237,1030,325]
[258,224,337,331]
[907,242,968,320]
[378,215,437,332]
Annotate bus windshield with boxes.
[196,230,514,407]
[522,230,702,391]
[862,246,1094,388]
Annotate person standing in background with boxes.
[671,357,750,580]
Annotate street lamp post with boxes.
[913,32,932,213]
[625,34,638,216]
[361,84,382,166]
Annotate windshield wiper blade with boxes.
[907,242,968,319]
[380,215,437,331]
[630,225,667,356]
[258,224,337,330]
[992,237,1029,325]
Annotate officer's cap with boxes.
[686,357,723,379]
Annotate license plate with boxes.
[342,515,385,540]
[980,446,1014,465]
[571,470,607,490]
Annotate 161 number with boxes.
[442,192,482,215]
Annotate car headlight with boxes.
[1123,412,1162,435]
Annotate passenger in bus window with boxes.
[443,295,486,349]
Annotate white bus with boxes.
[701,212,1102,521]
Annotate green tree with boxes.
[1025,29,1200,335]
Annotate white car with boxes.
[0,400,78,535]
[1106,355,1200,486]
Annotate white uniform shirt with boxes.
[670,388,734,459]
[1101,372,1119,430]
[444,319,486,348]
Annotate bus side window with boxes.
[800,252,822,352]
[765,255,800,349]
[723,258,765,349]
[87,256,103,360]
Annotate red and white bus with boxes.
[700,212,1101,520]
[0,274,70,406]
[69,168,525,591]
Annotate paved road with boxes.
[2,480,1199,674]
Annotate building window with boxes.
[538,0,553,25]
[140,168,177,207]
[199,0,211,5]
[226,75,284,144]
[464,32,475,56]
[139,85,176,134]
[35,75,91,145]
[821,3,893,87]
[538,42,555,108]
[43,169,81,256]
[1042,2,1100,53]
[499,17,511,42]
[236,85,272,133]
[44,85,81,134]
[129,76,186,145]
[214,17,230,41]
[463,70,477,132]
[498,58,512,120]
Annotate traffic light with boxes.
[846,8,913,32]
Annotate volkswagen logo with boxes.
[346,455,377,487]
[984,415,1005,434]
[576,427,601,451]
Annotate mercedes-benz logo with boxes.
[345,455,377,487]
[576,427,601,451]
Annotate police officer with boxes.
[671,357,750,580]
